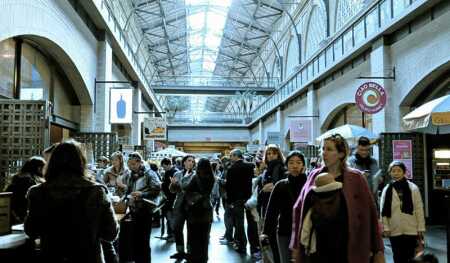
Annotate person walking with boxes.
[184,158,215,263]
[262,151,307,263]
[380,161,426,263]
[290,134,385,263]
[25,140,118,263]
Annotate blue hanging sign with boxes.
[110,88,133,124]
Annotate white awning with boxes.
[403,95,450,134]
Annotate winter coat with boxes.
[102,166,130,197]
[290,167,384,263]
[225,159,254,204]
[123,165,161,213]
[25,176,118,263]
[263,173,307,236]
[185,174,215,224]
[169,169,195,211]
[380,180,426,236]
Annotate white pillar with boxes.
[132,87,143,145]
[258,119,263,145]
[307,85,320,145]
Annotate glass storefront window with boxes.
[0,39,15,98]
[20,43,50,100]
[329,104,373,131]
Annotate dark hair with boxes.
[211,162,218,171]
[358,136,371,146]
[388,160,407,174]
[45,140,88,181]
[128,152,143,162]
[411,254,439,263]
[43,143,58,154]
[20,156,46,177]
[230,149,243,158]
[161,158,172,166]
[149,163,158,172]
[182,155,196,169]
[285,150,306,166]
[322,133,349,172]
[196,158,213,178]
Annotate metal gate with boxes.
[0,100,47,190]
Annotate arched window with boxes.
[329,104,372,131]
[285,36,299,78]
[305,4,327,60]
[335,0,364,32]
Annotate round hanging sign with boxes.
[355,82,387,114]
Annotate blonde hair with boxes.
[263,144,285,164]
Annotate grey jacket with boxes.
[169,169,195,211]
[347,154,380,194]
[123,165,161,212]
[25,176,118,263]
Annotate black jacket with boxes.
[25,176,118,263]
[263,173,307,236]
[162,167,178,207]
[185,174,215,224]
[225,159,254,204]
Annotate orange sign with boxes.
[431,112,450,125]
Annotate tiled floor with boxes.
[150,213,448,263]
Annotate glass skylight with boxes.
[185,0,231,117]
[186,0,231,77]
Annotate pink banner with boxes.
[289,119,311,143]
[392,140,413,179]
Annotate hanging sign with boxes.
[289,119,312,143]
[110,88,133,124]
[392,140,413,179]
[143,117,167,140]
[355,82,387,114]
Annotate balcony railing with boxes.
[251,0,424,122]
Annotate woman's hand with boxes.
[372,251,386,263]
[170,176,178,184]
[131,191,142,200]
[262,183,274,192]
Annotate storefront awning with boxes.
[403,94,450,134]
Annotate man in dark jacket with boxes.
[123,152,161,263]
[225,149,254,254]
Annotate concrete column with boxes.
[370,37,399,134]
[307,85,320,145]
[370,37,399,160]
[276,107,287,151]
[94,36,113,132]
[132,87,142,145]
[80,104,94,132]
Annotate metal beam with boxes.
[153,85,274,95]
[141,14,187,32]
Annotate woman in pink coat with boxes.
[290,134,385,263]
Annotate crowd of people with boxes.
[2,135,439,263]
